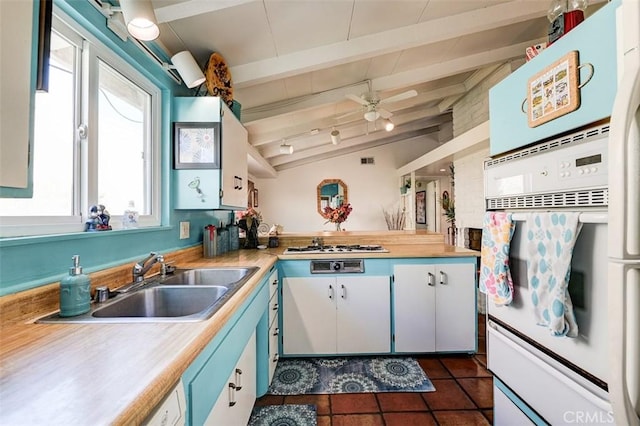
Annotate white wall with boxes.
[254,136,436,232]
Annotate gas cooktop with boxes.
[283,244,389,254]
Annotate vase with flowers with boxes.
[238,207,262,248]
[322,203,352,231]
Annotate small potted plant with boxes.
[400,178,411,195]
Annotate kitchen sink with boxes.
[160,267,258,286]
[92,286,228,319]
[37,266,259,324]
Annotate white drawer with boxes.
[268,323,280,383]
[268,270,278,300]
[488,323,612,425]
[269,292,278,326]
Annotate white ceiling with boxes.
[148,0,556,177]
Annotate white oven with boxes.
[484,123,613,424]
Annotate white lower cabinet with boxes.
[282,275,390,355]
[267,269,279,384]
[394,262,476,352]
[204,331,256,425]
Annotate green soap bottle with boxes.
[59,255,91,317]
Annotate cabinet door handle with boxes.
[273,327,279,336]
[439,271,446,285]
[235,368,243,391]
[340,284,346,299]
[272,279,278,286]
[272,303,278,311]
[228,383,237,406]
[272,354,279,363]
[427,272,435,286]
[328,284,333,299]
[238,177,243,190]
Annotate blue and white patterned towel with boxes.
[526,212,582,337]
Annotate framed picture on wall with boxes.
[173,122,221,169]
[416,191,426,224]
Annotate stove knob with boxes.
[332,262,341,271]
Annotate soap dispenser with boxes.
[59,255,91,317]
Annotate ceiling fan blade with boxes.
[379,89,418,105]
[345,93,370,106]
[378,108,393,119]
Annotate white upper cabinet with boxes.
[173,97,248,210]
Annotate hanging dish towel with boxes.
[526,212,582,337]
[479,212,516,306]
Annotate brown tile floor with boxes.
[254,315,492,425]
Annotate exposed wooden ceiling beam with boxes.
[154,0,256,23]
[230,1,550,87]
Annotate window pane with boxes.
[97,61,150,215]
[0,32,75,216]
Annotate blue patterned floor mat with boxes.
[248,404,317,426]
[268,356,435,395]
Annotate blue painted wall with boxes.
[0,0,233,296]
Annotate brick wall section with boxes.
[450,62,520,243]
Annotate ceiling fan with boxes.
[341,89,418,122]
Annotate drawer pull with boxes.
[235,368,243,391]
[228,383,237,407]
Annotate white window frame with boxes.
[0,9,161,238]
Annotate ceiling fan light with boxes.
[280,143,294,155]
[330,130,341,145]
[364,110,379,122]
[119,0,160,41]
[383,119,394,131]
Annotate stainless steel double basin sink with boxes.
[38,267,259,323]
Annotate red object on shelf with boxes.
[564,9,585,32]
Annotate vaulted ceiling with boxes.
[148,0,560,177]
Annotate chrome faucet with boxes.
[132,252,164,283]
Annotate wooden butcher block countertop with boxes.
[0,236,478,425]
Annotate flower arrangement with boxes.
[322,203,352,231]
[237,207,262,229]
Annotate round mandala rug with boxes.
[270,359,319,395]
[329,372,378,393]
[368,357,428,389]
[248,404,317,426]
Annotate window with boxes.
[0,12,161,237]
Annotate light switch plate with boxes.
[179,221,190,239]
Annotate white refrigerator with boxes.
[608,0,640,425]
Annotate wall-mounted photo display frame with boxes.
[526,50,590,128]
[173,122,221,169]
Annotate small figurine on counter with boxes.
[85,204,112,232]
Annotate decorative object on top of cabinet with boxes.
[547,0,588,46]
[317,179,348,216]
[204,52,233,107]
[173,122,221,169]
[525,51,594,128]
